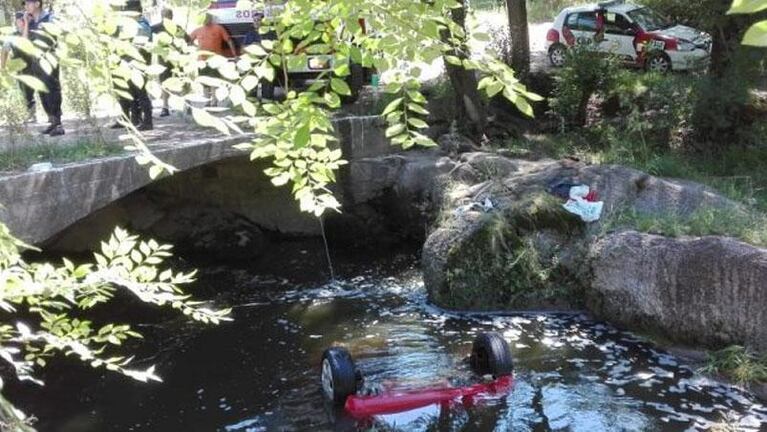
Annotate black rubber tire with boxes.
[343,63,365,104]
[321,347,359,405]
[548,43,567,67]
[470,332,513,377]
[644,52,672,73]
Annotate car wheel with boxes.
[321,347,359,405]
[470,332,513,378]
[548,44,567,67]
[645,52,671,73]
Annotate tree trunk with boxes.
[441,0,488,140]
[505,0,530,79]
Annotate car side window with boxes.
[565,13,578,29]
[605,13,635,35]
[576,12,597,32]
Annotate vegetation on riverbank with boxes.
[702,345,767,386]
[0,139,124,171]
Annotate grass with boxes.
[0,140,124,172]
[700,345,767,386]
[604,206,767,247]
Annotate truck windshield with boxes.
[627,7,671,32]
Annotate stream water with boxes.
[11,240,767,431]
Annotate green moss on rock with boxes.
[435,193,583,310]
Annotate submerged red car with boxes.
[320,332,514,419]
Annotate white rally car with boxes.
[545,0,712,72]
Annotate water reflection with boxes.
[10,244,767,431]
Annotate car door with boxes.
[567,11,599,48]
[602,12,639,62]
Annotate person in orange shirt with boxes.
[191,13,236,106]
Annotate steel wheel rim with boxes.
[551,48,565,66]
[649,57,669,72]
[321,359,334,400]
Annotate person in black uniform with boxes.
[111,0,153,131]
[23,0,64,136]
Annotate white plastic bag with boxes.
[563,186,604,222]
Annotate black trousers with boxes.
[37,66,62,124]
[119,81,152,126]
[19,77,36,113]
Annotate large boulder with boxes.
[589,231,767,352]
[422,152,767,352]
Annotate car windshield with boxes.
[627,7,672,31]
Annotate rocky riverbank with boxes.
[346,137,767,359]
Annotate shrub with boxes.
[609,71,695,150]
[0,86,31,149]
[549,46,622,128]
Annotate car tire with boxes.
[548,43,567,67]
[321,347,359,405]
[644,52,671,73]
[470,332,513,378]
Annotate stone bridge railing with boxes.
[0,115,393,245]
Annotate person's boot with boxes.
[41,123,57,135]
[160,108,170,117]
[137,121,153,131]
[48,123,65,137]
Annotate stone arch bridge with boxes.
[0,116,396,245]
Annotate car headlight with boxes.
[677,40,696,51]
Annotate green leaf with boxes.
[271,172,291,186]
[407,103,429,115]
[382,97,404,116]
[486,82,504,98]
[514,96,534,117]
[294,125,311,148]
[407,118,429,129]
[148,165,163,179]
[14,75,48,93]
[163,18,178,35]
[192,108,230,135]
[385,123,406,138]
[445,55,462,65]
[742,20,767,46]
[330,78,351,96]
[229,85,247,106]
[241,75,260,91]
[728,0,767,14]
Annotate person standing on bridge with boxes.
[23,0,64,136]
[151,8,189,118]
[190,13,236,106]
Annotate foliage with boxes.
[0,225,230,426]
[727,0,767,46]
[701,345,767,385]
[0,139,123,171]
[0,86,30,148]
[609,71,695,149]
[0,0,539,217]
[549,46,622,128]
[604,206,767,247]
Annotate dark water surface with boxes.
[11,241,767,431]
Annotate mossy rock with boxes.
[433,193,583,310]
